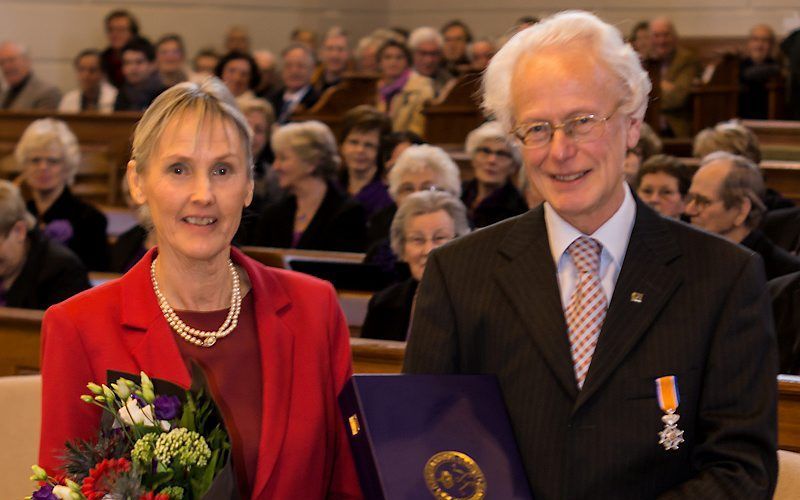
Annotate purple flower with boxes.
[153,394,182,420]
[32,484,58,500]
[43,219,74,244]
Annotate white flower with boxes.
[51,485,73,499]
[114,397,170,431]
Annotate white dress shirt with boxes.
[544,184,637,309]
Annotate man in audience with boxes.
[440,19,472,75]
[100,9,139,88]
[253,49,278,98]
[191,48,219,79]
[114,38,166,111]
[628,21,650,59]
[739,24,781,119]
[269,43,319,124]
[468,38,496,71]
[58,49,117,113]
[155,34,189,87]
[0,41,61,110]
[291,28,318,51]
[686,151,800,280]
[224,25,251,54]
[404,11,777,498]
[647,17,701,137]
[408,27,452,94]
[313,27,350,94]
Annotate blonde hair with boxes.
[15,118,81,185]
[131,77,253,176]
[271,121,340,180]
[0,180,35,234]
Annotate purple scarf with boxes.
[380,69,411,106]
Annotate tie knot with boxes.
[567,236,602,274]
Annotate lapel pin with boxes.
[630,292,644,303]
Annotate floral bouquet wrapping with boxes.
[29,366,238,500]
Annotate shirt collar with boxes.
[544,183,637,267]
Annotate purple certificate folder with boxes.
[339,374,533,499]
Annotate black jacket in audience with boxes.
[461,179,528,228]
[109,224,148,273]
[360,278,418,341]
[762,206,800,255]
[741,229,800,280]
[5,230,90,310]
[366,203,396,250]
[114,71,167,111]
[250,181,366,252]
[268,85,320,124]
[769,270,800,374]
[27,187,110,271]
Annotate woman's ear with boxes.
[126,160,147,205]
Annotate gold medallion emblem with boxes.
[424,451,486,500]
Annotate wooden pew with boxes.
[0,307,42,376]
[779,375,800,452]
[422,71,485,146]
[291,74,379,137]
[0,111,141,206]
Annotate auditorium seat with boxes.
[0,374,41,499]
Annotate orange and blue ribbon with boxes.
[655,375,680,413]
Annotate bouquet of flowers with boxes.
[28,369,232,500]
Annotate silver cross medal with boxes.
[658,409,684,450]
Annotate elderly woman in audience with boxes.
[634,154,692,220]
[39,79,363,498]
[623,122,662,184]
[251,121,366,252]
[109,177,156,273]
[361,190,469,341]
[462,121,528,228]
[338,105,393,217]
[215,51,260,101]
[239,97,281,211]
[58,49,118,113]
[16,118,110,271]
[0,180,89,309]
[375,39,435,136]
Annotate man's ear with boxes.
[626,116,643,150]
[126,160,147,205]
[734,196,752,228]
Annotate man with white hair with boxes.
[0,41,61,110]
[408,27,452,94]
[404,10,777,498]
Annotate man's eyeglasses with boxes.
[513,105,621,149]
[475,146,514,160]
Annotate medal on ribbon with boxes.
[655,375,684,451]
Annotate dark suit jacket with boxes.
[404,199,777,499]
[741,229,800,280]
[27,187,110,271]
[39,247,362,498]
[762,206,800,255]
[461,179,529,229]
[5,230,90,309]
[269,85,320,124]
[768,271,800,374]
[251,181,366,252]
[361,277,418,341]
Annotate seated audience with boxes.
[0,41,61,110]
[58,49,118,113]
[686,151,800,280]
[768,270,800,374]
[623,122,662,184]
[462,121,528,228]
[763,206,800,255]
[693,119,793,210]
[739,24,781,119]
[251,121,366,252]
[191,48,219,78]
[155,34,190,87]
[15,119,109,272]
[646,17,701,137]
[114,37,167,111]
[253,49,278,98]
[338,106,393,217]
[634,154,691,219]
[0,180,90,309]
[440,20,472,76]
[628,21,650,59]
[468,38,496,71]
[375,39,434,136]
[215,51,260,101]
[361,190,469,341]
[783,25,800,119]
[100,9,139,88]
[224,25,251,54]
[313,27,350,94]
[383,130,424,175]
[109,178,155,273]
[354,29,403,73]
[269,43,320,124]
[291,27,319,50]
[238,97,280,219]
[408,26,453,94]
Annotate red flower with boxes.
[139,493,171,500]
[80,458,132,500]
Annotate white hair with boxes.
[465,121,522,166]
[390,190,470,259]
[408,27,444,51]
[387,144,461,199]
[482,10,651,131]
[16,118,81,185]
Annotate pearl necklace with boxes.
[150,257,241,347]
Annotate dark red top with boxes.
[175,290,262,498]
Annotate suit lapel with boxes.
[575,202,683,410]
[495,208,579,400]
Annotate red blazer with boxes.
[39,247,363,499]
